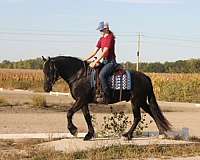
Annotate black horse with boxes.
[42,56,171,140]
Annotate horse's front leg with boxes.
[67,98,83,136]
[81,104,95,141]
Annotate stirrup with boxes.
[96,94,110,104]
[96,97,104,103]
[96,92,104,103]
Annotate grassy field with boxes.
[0,69,200,159]
[0,69,200,103]
[0,139,200,160]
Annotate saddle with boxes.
[89,63,132,104]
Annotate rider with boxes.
[85,21,117,100]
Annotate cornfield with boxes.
[148,73,200,103]
[0,69,69,92]
[0,69,199,103]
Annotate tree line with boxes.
[0,58,200,73]
[0,58,43,69]
[123,59,200,73]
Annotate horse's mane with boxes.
[52,56,83,63]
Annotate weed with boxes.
[97,106,131,137]
[0,96,8,106]
[189,136,200,142]
[32,95,47,108]
[135,114,153,136]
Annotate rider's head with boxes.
[96,21,110,35]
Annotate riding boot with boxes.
[104,87,111,104]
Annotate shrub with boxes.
[189,136,200,142]
[98,107,131,137]
[32,95,47,107]
[97,107,153,138]
[135,114,153,136]
[0,96,7,106]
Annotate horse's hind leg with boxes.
[141,103,165,135]
[81,104,95,141]
[67,98,83,136]
[122,99,141,140]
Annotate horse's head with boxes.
[42,56,59,92]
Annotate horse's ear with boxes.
[42,56,47,61]
[48,57,51,61]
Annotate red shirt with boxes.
[96,33,116,60]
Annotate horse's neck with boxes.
[55,57,85,84]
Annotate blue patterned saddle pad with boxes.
[90,69,132,90]
[108,70,132,90]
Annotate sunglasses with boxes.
[100,28,107,32]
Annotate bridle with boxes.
[47,59,61,87]
[45,58,88,87]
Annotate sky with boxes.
[0,0,200,63]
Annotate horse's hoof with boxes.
[122,132,132,141]
[84,133,95,141]
[68,126,78,137]
[158,134,165,139]
[122,132,128,137]
[73,130,78,137]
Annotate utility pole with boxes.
[136,32,141,71]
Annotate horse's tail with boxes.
[147,77,172,132]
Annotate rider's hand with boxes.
[89,62,96,68]
[83,58,89,61]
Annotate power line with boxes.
[0,38,200,49]
[1,28,200,38]
[0,38,96,43]
[0,31,139,38]
[0,31,98,37]
[0,30,200,49]
[142,32,200,40]
[1,30,200,43]
[143,35,200,43]
[143,40,200,49]
[0,38,140,45]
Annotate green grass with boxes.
[0,140,200,160]
[189,136,200,142]
[71,144,200,160]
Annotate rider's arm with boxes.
[94,47,109,64]
[84,47,100,61]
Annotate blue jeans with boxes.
[99,60,116,95]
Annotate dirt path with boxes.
[0,90,200,159]
[0,111,199,137]
[0,90,200,137]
